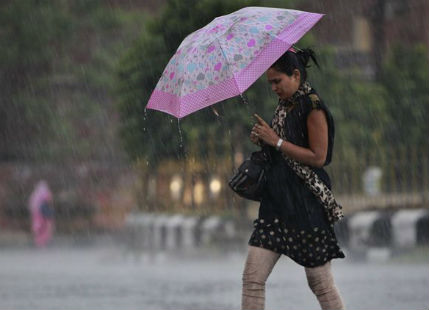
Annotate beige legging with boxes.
[242,246,344,310]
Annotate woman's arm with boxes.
[253,111,328,168]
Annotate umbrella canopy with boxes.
[146,7,323,118]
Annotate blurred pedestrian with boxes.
[243,48,345,310]
[28,180,55,247]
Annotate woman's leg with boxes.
[241,246,281,310]
[305,261,344,310]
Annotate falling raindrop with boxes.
[177,118,184,150]
[143,108,148,132]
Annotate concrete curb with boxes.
[122,213,246,255]
[336,208,429,262]
[123,208,429,259]
[337,208,429,249]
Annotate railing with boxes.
[327,146,429,195]
[140,146,429,215]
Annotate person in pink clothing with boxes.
[28,180,55,247]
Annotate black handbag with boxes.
[228,148,270,201]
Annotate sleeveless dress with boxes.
[248,87,345,268]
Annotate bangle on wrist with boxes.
[275,138,283,151]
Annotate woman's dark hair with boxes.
[270,48,319,83]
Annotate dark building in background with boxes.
[299,0,429,78]
[106,0,164,12]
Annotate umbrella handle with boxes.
[240,93,248,105]
[211,107,220,117]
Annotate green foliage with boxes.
[0,1,70,70]
[0,0,71,160]
[310,48,389,159]
[380,44,429,148]
[116,0,298,167]
[4,0,428,172]
[0,0,145,161]
[117,33,180,165]
[148,0,261,54]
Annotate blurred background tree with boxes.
[381,44,429,150]
[0,0,145,163]
[1,0,428,219]
[0,0,148,229]
[309,48,389,162]
[116,0,392,172]
[116,0,429,203]
[116,0,300,170]
[3,0,426,176]
[0,0,70,160]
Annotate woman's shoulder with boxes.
[297,90,334,127]
[302,90,323,111]
[292,92,321,118]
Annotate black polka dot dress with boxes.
[248,87,345,268]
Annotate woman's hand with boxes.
[249,130,260,145]
[252,114,280,147]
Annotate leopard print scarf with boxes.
[272,82,344,223]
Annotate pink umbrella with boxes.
[146,7,323,119]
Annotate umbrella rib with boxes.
[147,9,323,118]
[215,36,241,96]
[177,47,196,117]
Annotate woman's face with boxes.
[266,67,301,100]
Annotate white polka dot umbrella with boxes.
[146,7,323,118]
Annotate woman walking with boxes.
[242,48,345,310]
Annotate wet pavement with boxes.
[0,243,428,310]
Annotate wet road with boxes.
[0,244,428,310]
